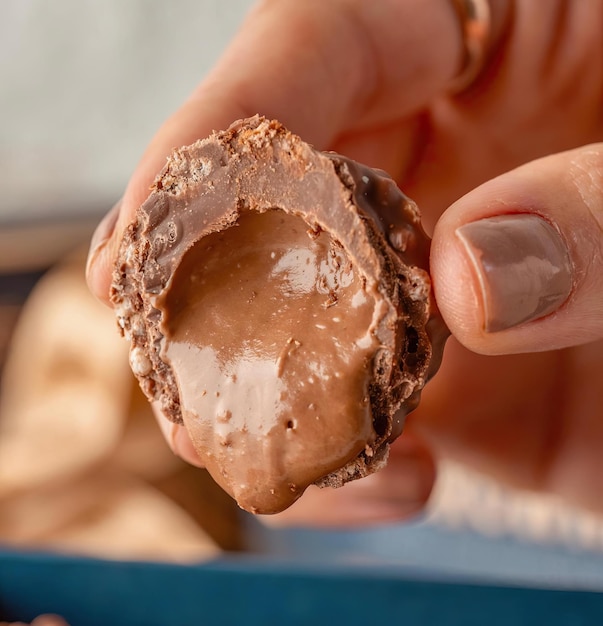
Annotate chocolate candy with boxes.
[112,116,448,514]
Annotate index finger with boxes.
[87,0,496,304]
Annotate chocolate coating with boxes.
[112,116,448,514]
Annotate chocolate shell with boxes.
[111,116,448,514]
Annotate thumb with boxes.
[431,144,603,355]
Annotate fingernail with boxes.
[457,214,572,332]
[85,200,121,277]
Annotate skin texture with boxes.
[87,0,603,526]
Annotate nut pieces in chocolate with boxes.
[112,116,448,514]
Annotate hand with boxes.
[86,0,603,525]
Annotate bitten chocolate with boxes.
[111,116,448,514]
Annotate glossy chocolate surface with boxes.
[161,209,377,512]
[112,116,448,513]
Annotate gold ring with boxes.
[448,0,492,93]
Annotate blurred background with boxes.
[2,1,603,616]
[0,0,256,270]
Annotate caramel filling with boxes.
[159,209,378,513]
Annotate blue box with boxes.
[2,548,603,625]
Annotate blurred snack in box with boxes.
[0,470,217,562]
[0,254,131,492]
[0,305,21,375]
[0,251,242,561]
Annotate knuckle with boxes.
[567,143,603,234]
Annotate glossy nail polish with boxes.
[456,214,572,332]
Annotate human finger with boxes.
[87,0,511,305]
[153,403,205,468]
[431,143,603,355]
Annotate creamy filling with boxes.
[158,209,378,513]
